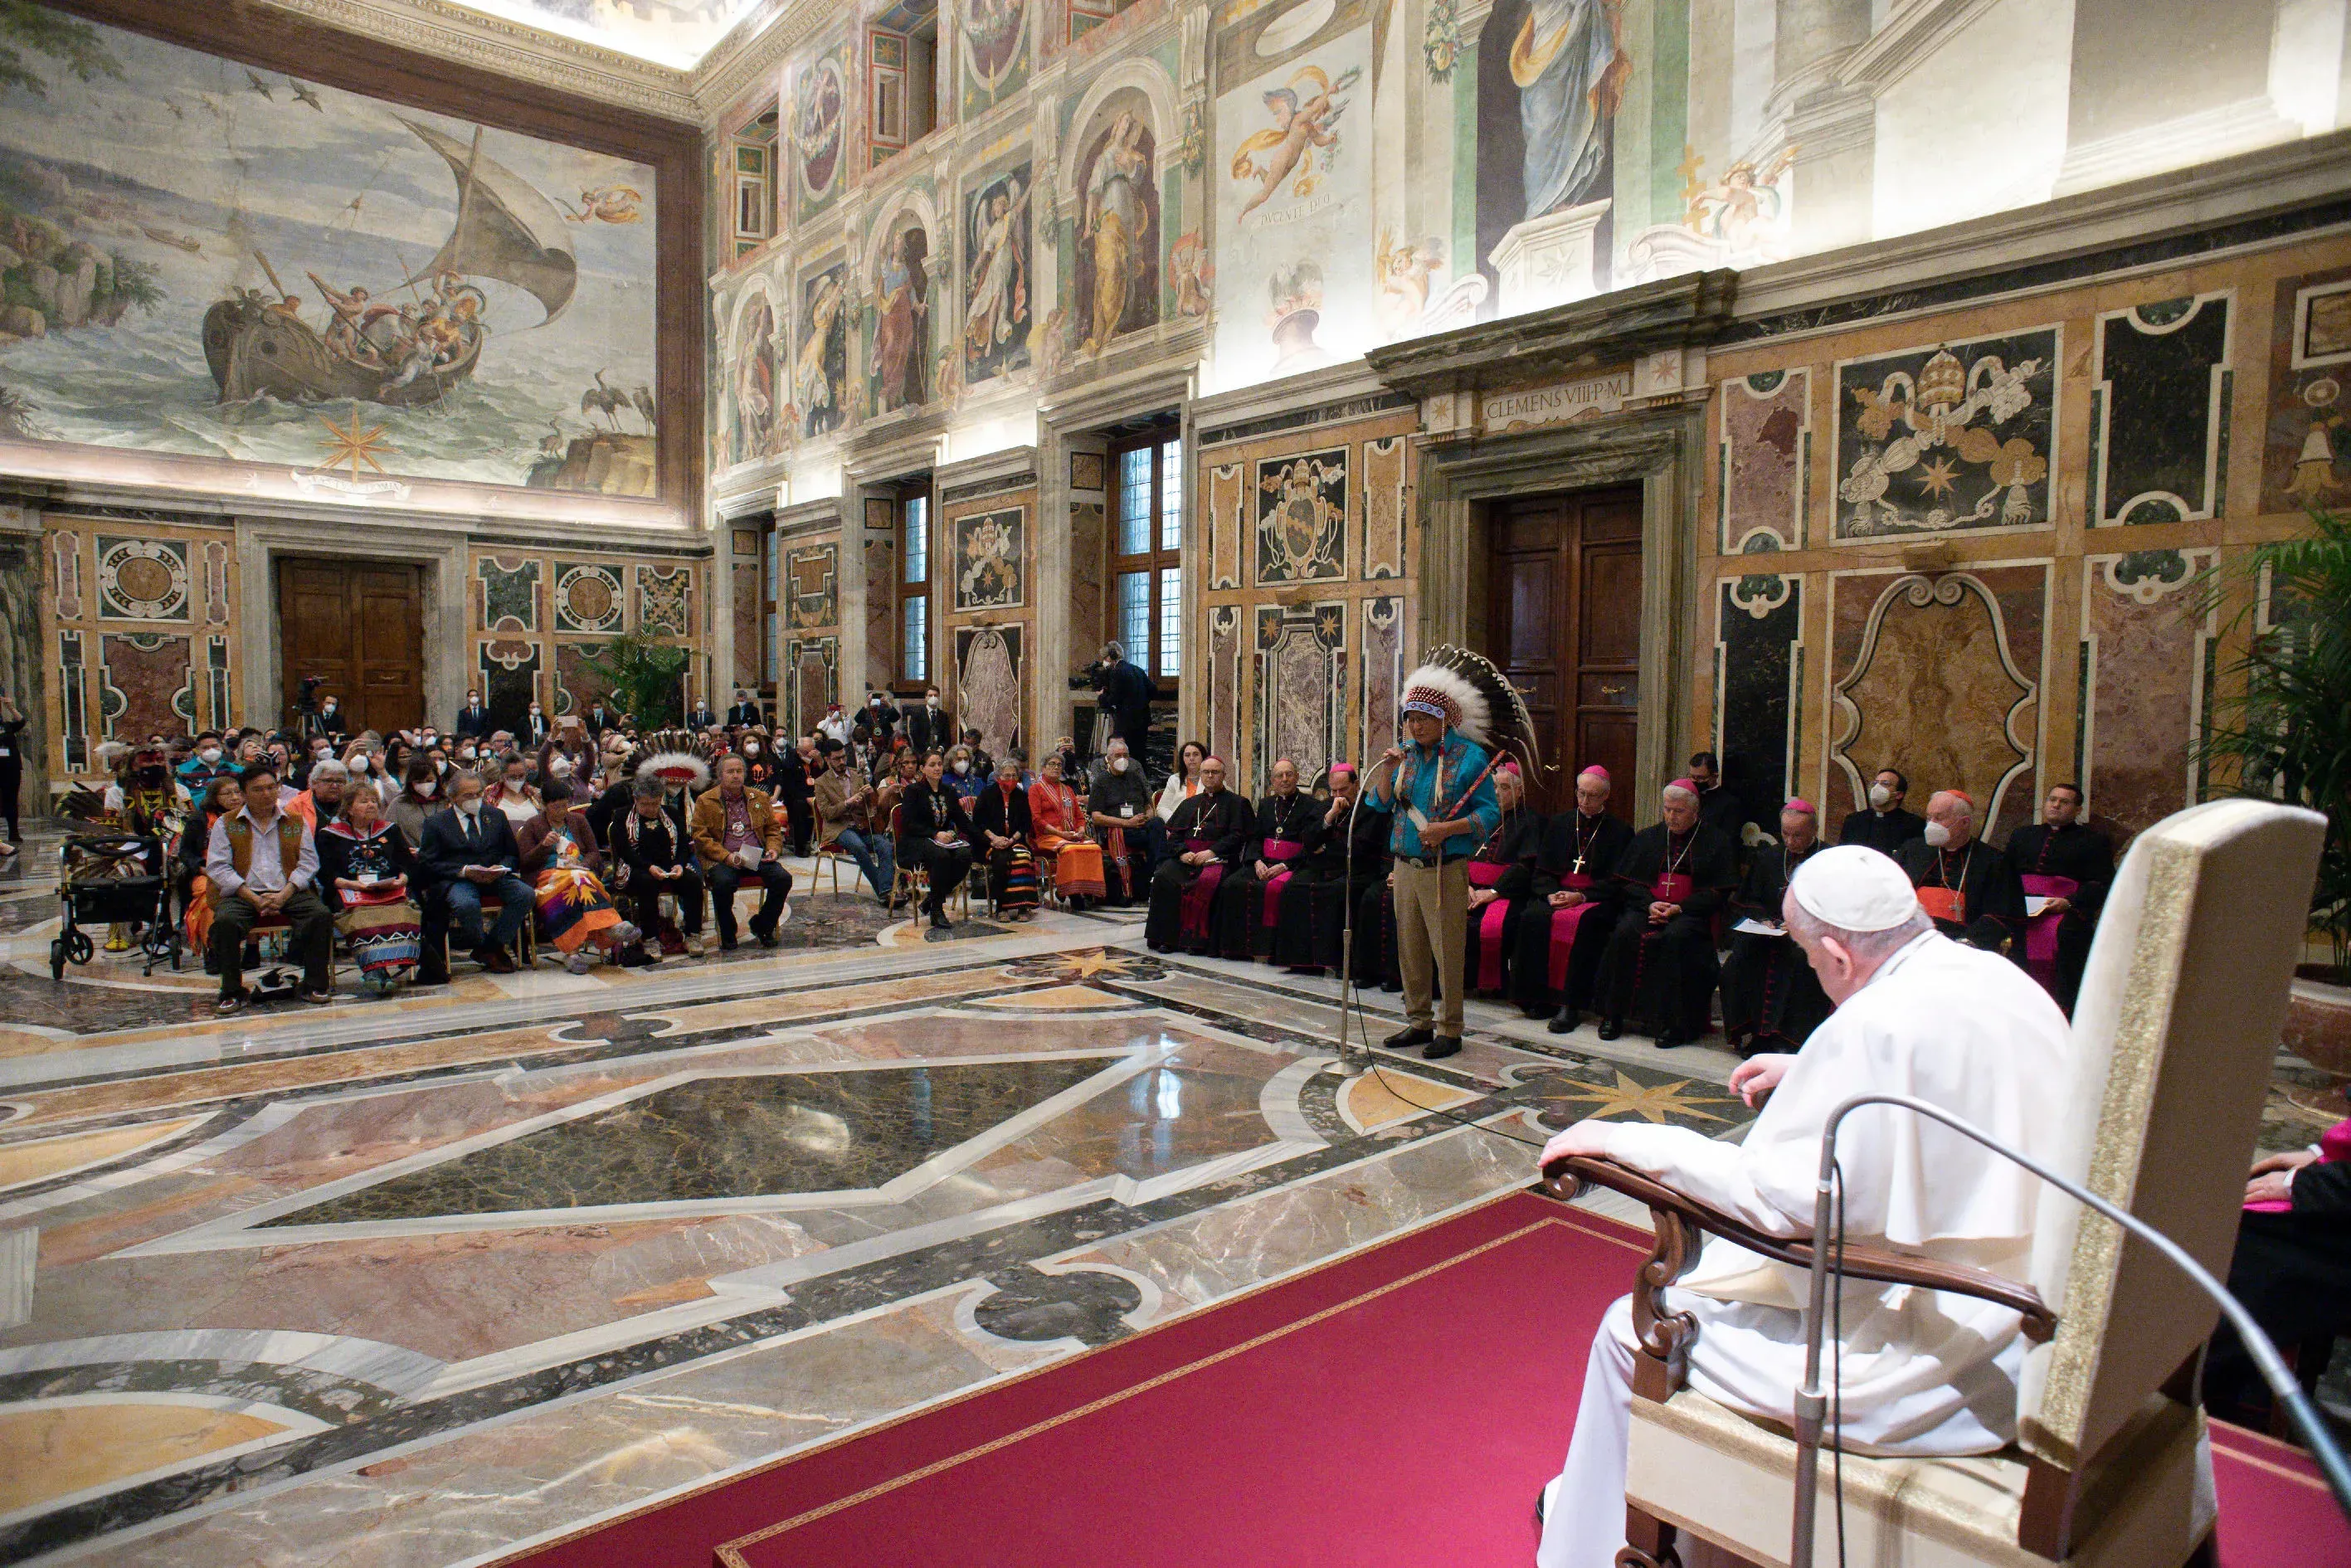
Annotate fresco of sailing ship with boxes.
[200,122,576,408]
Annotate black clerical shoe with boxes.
[1655,1030,1691,1049]
[1519,1001,1550,1020]
[1383,1025,1434,1049]
[928,908,952,931]
[1547,1006,1580,1035]
[1596,1016,1624,1040]
[1423,1036,1462,1060]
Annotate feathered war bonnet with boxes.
[1395,645,1543,777]
[630,728,712,792]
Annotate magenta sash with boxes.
[1650,871,1693,906]
[1177,837,1224,941]
[2248,1118,2351,1213]
[1545,871,1598,991]
[1467,859,1511,989]
[1258,838,1305,928]
[2019,873,2079,992]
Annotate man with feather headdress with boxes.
[1365,655,1510,1060]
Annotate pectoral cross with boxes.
[1570,848,1586,876]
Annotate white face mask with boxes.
[551,757,572,777]
[927,697,939,709]
[459,797,480,816]
[1110,756,1130,773]
[323,702,337,712]
[529,707,542,717]
[199,747,222,764]
[743,742,760,756]
[1922,819,1952,849]
[1867,782,1894,810]
[416,780,437,799]
[350,756,371,774]
[952,759,970,776]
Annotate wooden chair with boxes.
[812,838,861,898]
[434,894,534,972]
[884,803,969,918]
[1547,799,2325,1568]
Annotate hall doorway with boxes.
[276,558,426,738]
[1484,485,1642,816]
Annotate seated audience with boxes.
[1029,751,1104,906]
[1460,764,1544,995]
[1594,778,1739,1047]
[1895,789,2023,951]
[318,785,421,997]
[487,753,540,825]
[518,779,644,974]
[1837,764,1926,854]
[612,772,706,957]
[691,753,795,950]
[2001,781,2113,1014]
[1515,765,1633,1033]
[944,743,988,803]
[1717,799,1833,1057]
[286,757,350,830]
[971,751,1041,921]
[203,762,335,1013]
[1272,763,1390,976]
[1218,757,1319,960]
[389,757,442,845]
[813,738,896,901]
[1084,738,1153,903]
[2207,1120,2351,1426]
[416,770,536,981]
[895,750,976,930]
[1145,755,1249,955]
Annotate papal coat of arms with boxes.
[1255,449,1346,583]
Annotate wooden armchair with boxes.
[1545,800,2324,1568]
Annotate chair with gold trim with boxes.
[1547,799,2325,1568]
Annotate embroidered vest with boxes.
[223,813,305,879]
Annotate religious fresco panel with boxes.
[723,283,783,471]
[97,631,193,742]
[1715,574,1803,816]
[964,161,1035,385]
[1360,436,1405,581]
[796,261,851,438]
[2089,294,2232,526]
[962,0,1032,118]
[2081,549,2217,840]
[1826,564,2048,846]
[1831,330,2058,540]
[955,623,1025,757]
[1719,369,1810,553]
[2261,267,2351,515]
[1253,601,1346,789]
[868,212,934,416]
[1253,447,1346,586]
[1068,90,1160,361]
[794,46,849,220]
[952,506,1025,611]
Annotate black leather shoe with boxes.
[1597,1017,1624,1040]
[1383,1025,1434,1049]
[1423,1036,1463,1060]
[928,908,952,931]
[1656,1030,1691,1049]
[1519,1001,1550,1020]
[1547,1006,1580,1035]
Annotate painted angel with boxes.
[1229,65,1362,222]
[1375,231,1443,339]
[565,186,645,225]
[966,178,1032,357]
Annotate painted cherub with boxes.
[1229,65,1362,222]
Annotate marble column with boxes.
[0,501,45,810]
[1765,0,1875,254]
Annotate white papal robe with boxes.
[1536,929,2075,1568]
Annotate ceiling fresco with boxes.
[444,0,768,69]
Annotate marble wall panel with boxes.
[98,632,193,741]
[95,538,191,622]
[480,636,543,728]
[1207,606,1240,767]
[1360,437,1405,580]
[1208,462,1243,591]
[1832,329,2058,540]
[2082,548,2216,838]
[2090,293,2232,525]
[553,563,627,635]
[789,636,839,734]
[1715,573,1802,812]
[636,565,694,638]
[56,627,86,772]
[951,507,1025,612]
[477,558,541,635]
[1720,369,1809,552]
[864,529,898,693]
[554,641,614,718]
[1361,595,1402,761]
[956,624,1025,756]
[1069,502,1107,656]
[50,531,82,621]
[202,540,231,627]
[733,562,763,689]
[203,634,232,731]
[2260,265,2351,515]
[786,543,840,630]
[1253,602,1345,788]
[1827,564,2047,843]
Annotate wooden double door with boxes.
[277,558,426,738]
[1485,486,1642,816]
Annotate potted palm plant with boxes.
[582,631,689,732]
[2199,509,2351,1069]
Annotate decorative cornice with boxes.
[1365,270,1739,397]
[246,0,703,120]
[690,0,833,124]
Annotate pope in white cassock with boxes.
[1535,845,2076,1568]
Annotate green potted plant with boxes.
[2198,508,2351,1065]
[580,631,688,731]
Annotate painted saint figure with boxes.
[873,226,931,413]
[965,175,1032,375]
[797,272,845,437]
[1081,111,1155,355]
[1510,0,1628,219]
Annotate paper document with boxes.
[1733,918,1784,937]
[2024,896,2052,917]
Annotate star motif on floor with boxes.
[314,402,396,482]
[1543,1070,1735,1124]
[1010,948,1163,981]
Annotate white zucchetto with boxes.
[1790,845,1918,932]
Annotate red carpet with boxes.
[499,1191,2351,1568]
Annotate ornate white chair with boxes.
[1549,799,2326,1568]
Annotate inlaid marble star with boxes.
[1916,454,1961,499]
[1545,1069,1733,1124]
[1056,949,1133,978]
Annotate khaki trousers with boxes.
[1390,857,1467,1034]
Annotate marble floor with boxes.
[0,830,2341,1566]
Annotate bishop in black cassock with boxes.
[1719,799,1834,1058]
[1596,780,1740,1048]
[2000,782,2112,1014]
[1837,767,1927,855]
[1461,768,1544,996]
[1144,759,1250,954]
[1516,765,1635,1030]
[1273,766,1390,974]
[1218,760,1323,960]
[1895,790,2023,953]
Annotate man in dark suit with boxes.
[582,699,616,738]
[1838,765,1927,855]
[727,688,763,728]
[686,694,718,731]
[455,689,493,740]
[521,702,551,748]
[1093,641,1156,757]
[905,687,953,754]
[415,770,536,981]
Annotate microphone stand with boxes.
[1791,1093,2351,1567]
